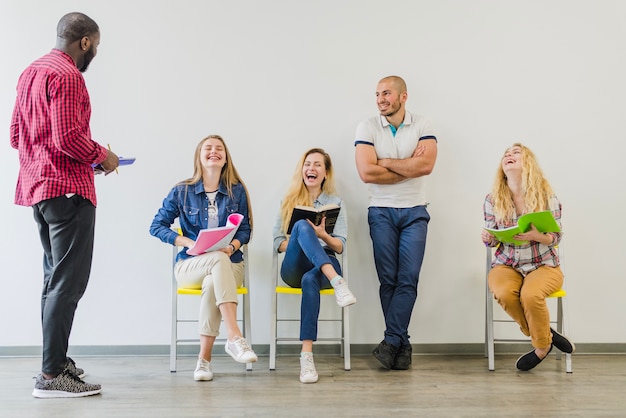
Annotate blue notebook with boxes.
[92,157,136,169]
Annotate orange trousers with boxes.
[488,265,563,348]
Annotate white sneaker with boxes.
[193,358,213,381]
[225,337,258,364]
[333,278,356,307]
[300,353,318,383]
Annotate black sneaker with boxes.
[392,344,412,370]
[373,340,399,369]
[32,370,102,398]
[65,357,85,378]
[551,328,575,354]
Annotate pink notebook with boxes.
[186,213,244,256]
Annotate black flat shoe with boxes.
[516,345,553,371]
[551,328,575,354]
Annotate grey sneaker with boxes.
[65,357,85,378]
[299,353,318,383]
[32,370,102,398]
[225,337,258,364]
[193,358,213,381]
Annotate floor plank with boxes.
[1,354,625,417]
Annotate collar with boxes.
[379,111,413,128]
[51,49,78,67]
[193,180,226,195]
[313,191,329,205]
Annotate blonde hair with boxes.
[279,148,336,233]
[180,134,253,230]
[490,142,554,224]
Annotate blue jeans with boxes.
[368,206,430,347]
[33,195,96,376]
[280,220,341,341]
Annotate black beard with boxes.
[79,50,95,73]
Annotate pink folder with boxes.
[186,213,244,256]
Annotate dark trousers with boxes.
[368,205,430,347]
[32,195,96,376]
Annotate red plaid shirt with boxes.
[10,49,108,207]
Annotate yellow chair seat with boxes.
[548,289,566,298]
[275,286,334,296]
[177,287,248,296]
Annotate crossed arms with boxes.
[355,139,437,184]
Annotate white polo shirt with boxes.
[355,111,437,208]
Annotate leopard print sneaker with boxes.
[65,357,85,378]
[32,370,102,398]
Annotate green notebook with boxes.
[484,210,560,245]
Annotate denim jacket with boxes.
[150,180,251,263]
[272,192,347,253]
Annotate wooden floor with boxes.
[1,354,625,417]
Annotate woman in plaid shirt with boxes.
[481,143,575,371]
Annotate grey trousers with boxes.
[33,194,96,376]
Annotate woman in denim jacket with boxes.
[272,148,356,384]
[150,135,257,381]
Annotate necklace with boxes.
[207,191,218,220]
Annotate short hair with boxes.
[57,12,99,43]
[379,75,407,94]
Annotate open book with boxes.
[287,204,340,235]
[484,210,560,245]
[186,213,244,256]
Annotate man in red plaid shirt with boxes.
[10,12,118,398]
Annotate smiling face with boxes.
[301,152,327,191]
[501,145,523,174]
[376,79,407,118]
[200,137,227,170]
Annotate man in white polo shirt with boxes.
[354,75,438,370]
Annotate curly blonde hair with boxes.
[279,148,336,233]
[490,143,554,224]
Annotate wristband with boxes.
[228,243,236,253]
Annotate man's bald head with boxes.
[379,76,407,94]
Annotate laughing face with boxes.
[501,145,523,174]
[200,137,227,170]
[301,152,327,190]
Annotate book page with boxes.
[484,211,560,245]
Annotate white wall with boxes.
[1,0,624,349]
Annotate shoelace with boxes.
[62,369,85,383]
[335,283,350,299]
[301,357,316,375]
[236,338,252,352]
[197,360,210,372]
